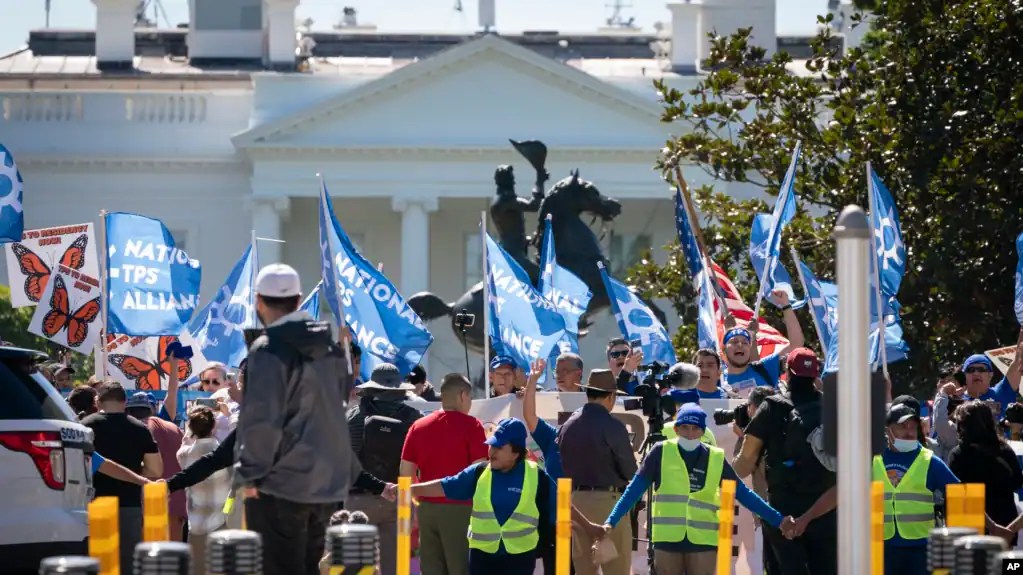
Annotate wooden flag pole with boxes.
[672,166,730,319]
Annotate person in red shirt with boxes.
[400,373,488,575]
[126,392,186,540]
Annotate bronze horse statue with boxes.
[408,163,667,355]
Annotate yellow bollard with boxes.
[871,481,884,575]
[143,481,169,542]
[89,496,120,575]
[556,478,572,575]
[716,479,736,575]
[964,483,986,533]
[947,483,986,533]
[397,476,412,575]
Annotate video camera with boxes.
[713,402,753,429]
[454,310,475,330]
[629,361,676,431]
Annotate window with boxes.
[608,234,652,278]
[465,233,483,290]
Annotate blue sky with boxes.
[2,0,825,56]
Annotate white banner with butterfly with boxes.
[27,265,102,353]
[4,223,98,308]
[103,332,209,391]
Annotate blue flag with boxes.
[599,263,677,366]
[318,183,433,380]
[868,166,906,298]
[675,188,718,350]
[105,213,202,336]
[538,215,591,355]
[750,213,805,309]
[0,143,25,243]
[1015,232,1023,325]
[673,188,704,279]
[301,280,323,321]
[756,142,802,304]
[696,268,719,352]
[486,233,567,369]
[187,244,255,368]
[869,289,909,367]
[796,258,839,373]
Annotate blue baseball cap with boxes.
[485,418,528,449]
[667,388,700,407]
[489,355,516,371]
[723,328,752,346]
[126,391,156,410]
[962,354,993,372]
[675,404,707,430]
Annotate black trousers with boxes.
[762,510,837,575]
[244,493,335,575]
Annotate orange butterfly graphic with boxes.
[12,234,89,303]
[108,336,194,391]
[41,275,101,347]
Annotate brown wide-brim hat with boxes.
[577,368,626,395]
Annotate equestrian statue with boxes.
[407,139,666,356]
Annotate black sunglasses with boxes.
[201,378,222,385]
[964,367,992,374]
[608,350,629,359]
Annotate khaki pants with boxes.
[418,501,472,575]
[571,491,632,575]
[653,549,715,575]
[347,494,397,575]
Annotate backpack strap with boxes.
[749,361,775,387]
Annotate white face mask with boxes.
[678,437,703,451]
[892,438,919,453]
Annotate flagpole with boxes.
[481,211,491,399]
[319,173,354,377]
[865,163,890,378]
[791,248,828,357]
[250,229,258,330]
[673,167,730,319]
[99,209,109,381]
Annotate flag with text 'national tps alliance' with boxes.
[537,214,591,357]
[105,213,202,336]
[318,182,433,381]
[188,244,256,368]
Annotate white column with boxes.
[250,197,290,266]
[264,0,300,67]
[392,196,438,373]
[92,0,136,68]
[667,1,702,73]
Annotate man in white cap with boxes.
[235,263,361,575]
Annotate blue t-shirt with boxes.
[606,442,783,552]
[722,353,781,394]
[441,460,558,555]
[91,452,105,475]
[880,446,960,547]
[531,419,563,480]
[697,387,727,399]
[964,376,1018,417]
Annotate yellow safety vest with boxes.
[651,440,724,545]
[468,461,541,554]
[661,423,717,447]
[871,448,936,541]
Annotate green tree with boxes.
[631,1,1023,395]
[0,285,95,381]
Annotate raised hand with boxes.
[624,349,644,373]
[769,288,791,309]
[526,358,546,388]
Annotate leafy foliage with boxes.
[0,284,95,381]
[630,1,1023,395]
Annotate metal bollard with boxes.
[327,524,379,574]
[39,556,101,575]
[133,542,190,575]
[952,535,1006,574]
[207,529,262,575]
[929,527,978,574]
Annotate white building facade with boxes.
[0,0,785,379]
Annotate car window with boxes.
[0,358,74,421]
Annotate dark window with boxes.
[0,359,73,421]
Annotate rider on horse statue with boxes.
[489,164,543,283]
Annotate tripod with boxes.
[637,419,666,575]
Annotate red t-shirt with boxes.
[401,410,488,505]
[144,416,186,518]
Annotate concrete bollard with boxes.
[327,524,379,574]
[207,529,262,575]
[952,535,1006,574]
[929,527,979,575]
[133,542,190,575]
[39,556,101,575]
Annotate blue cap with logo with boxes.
[723,328,752,346]
[489,355,517,371]
[675,404,707,430]
[485,417,528,449]
[126,391,157,410]
[962,354,993,372]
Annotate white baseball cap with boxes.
[255,263,302,298]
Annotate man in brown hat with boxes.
[556,369,636,575]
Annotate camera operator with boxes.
[732,348,837,575]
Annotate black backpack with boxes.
[359,404,418,483]
[763,394,834,494]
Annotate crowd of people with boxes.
[43,262,1023,575]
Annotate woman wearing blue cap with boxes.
[410,417,558,575]
[596,404,794,575]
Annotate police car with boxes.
[0,346,92,572]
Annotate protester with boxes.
[196,362,230,393]
[490,355,521,397]
[1004,403,1023,441]
[732,347,837,575]
[522,358,564,574]
[606,337,643,394]
[873,402,960,573]
[51,364,75,390]
[958,343,1023,416]
[557,369,635,575]
[660,387,717,446]
[553,352,584,392]
[176,406,231,575]
[67,385,98,419]
[400,373,488,575]
[235,263,361,575]
[410,418,558,575]
[720,290,805,396]
[126,391,186,541]
[82,383,163,575]
[407,365,439,401]
[692,349,729,398]
[347,363,422,575]
[600,404,793,574]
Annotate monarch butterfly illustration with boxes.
[41,275,101,348]
[12,234,89,303]
[108,336,194,391]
